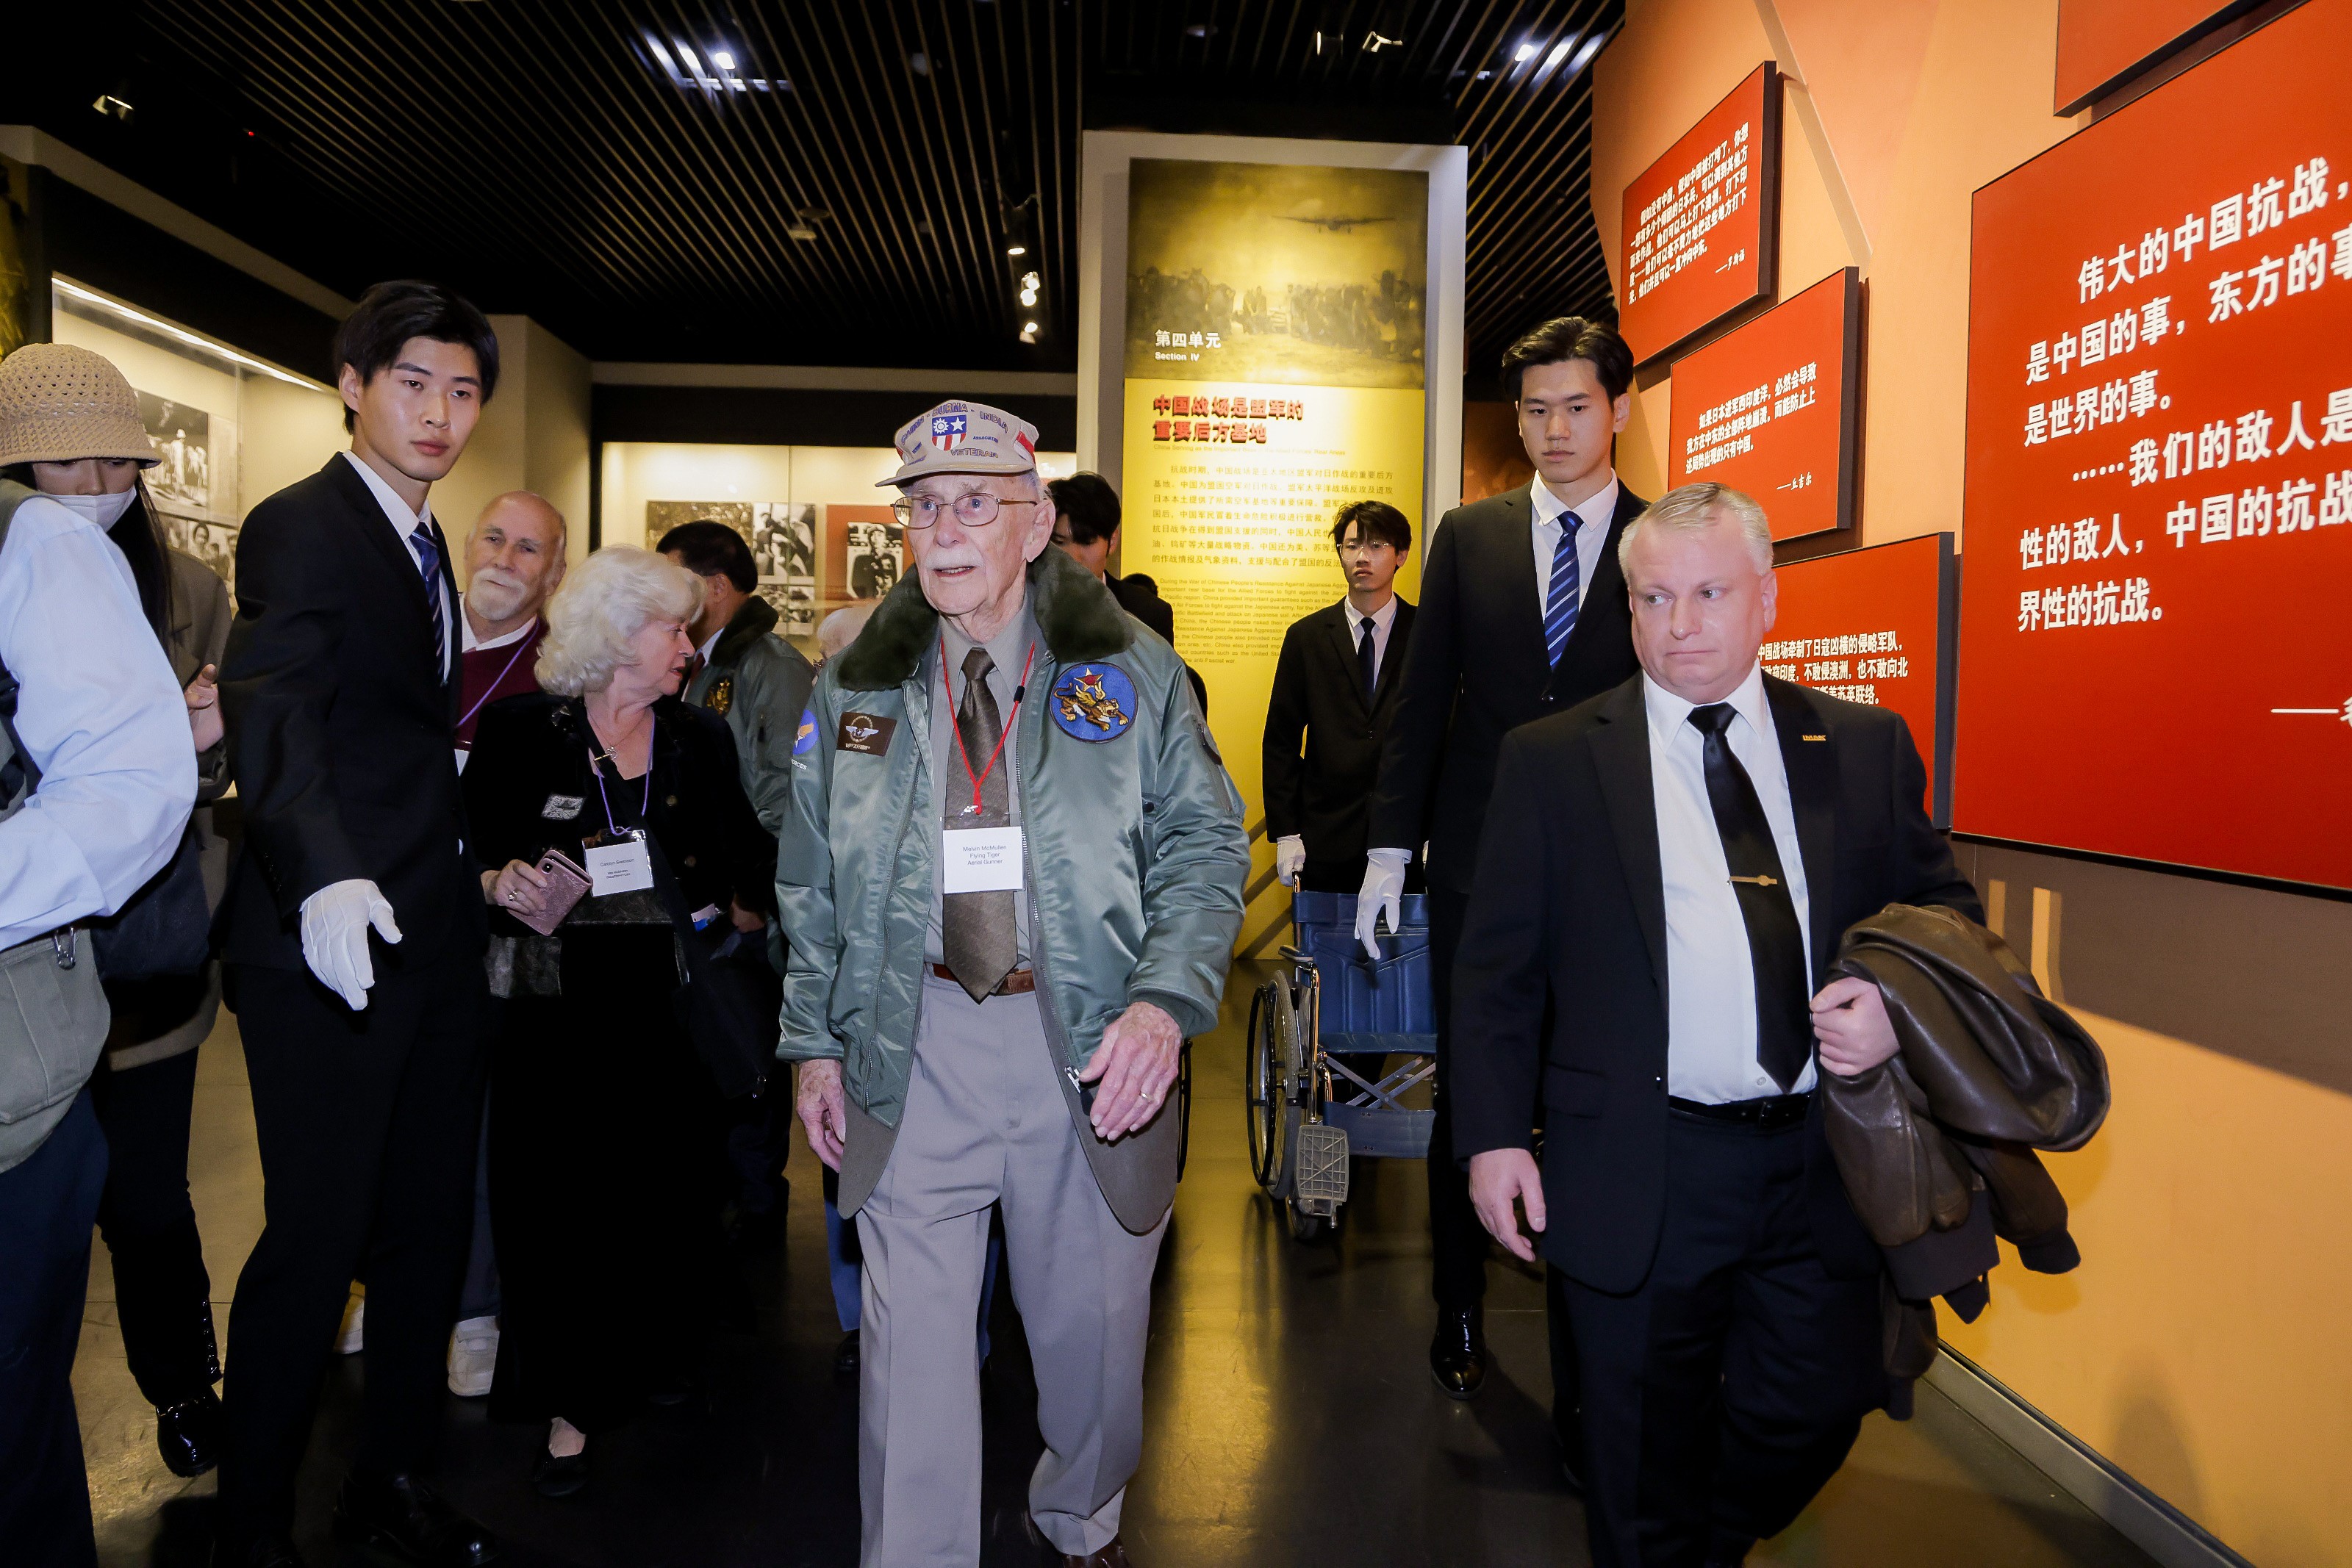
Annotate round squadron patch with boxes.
[1050,663,1137,742]
[793,708,820,755]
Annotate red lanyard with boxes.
[942,636,1035,819]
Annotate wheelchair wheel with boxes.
[1286,1203,1330,1243]
[1244,983,1284,1193]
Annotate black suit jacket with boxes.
[1105,570,1175,644]
[1366,481,1647,893]
[1449,674,1982,1294]
[217,456,486,971]
[1261,597,1416,880]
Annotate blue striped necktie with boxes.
[409,525,448,675]
[1543,511,1582,668]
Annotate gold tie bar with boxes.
[1728,874,1779,887]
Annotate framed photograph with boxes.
[753,502,819,635]
[842,519,903,600]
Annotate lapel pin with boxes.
[1801,733,1828,742]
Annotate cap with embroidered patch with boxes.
[878,400,1039,486]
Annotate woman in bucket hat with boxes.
[0,341,237,1481]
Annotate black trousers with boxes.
[217,948,488,1544]
[1432,885,1580,1449]
[91,1049,219,1408]
[0,1090,107,1568]
[1562,1112,1883,1567]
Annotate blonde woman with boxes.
[461,547,775,1495]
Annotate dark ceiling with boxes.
[22,0,1620,383]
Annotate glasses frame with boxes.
[889,490,1041,530]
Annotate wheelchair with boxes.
[1244,891,1436,1240]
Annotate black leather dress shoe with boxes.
[1430,1303,1488,1399]
[212,1532,308,1568]
[834,1330,860,1375]
[159,1389,224,1478]
[332,1472,503,1566]
[531,1445,589,1498]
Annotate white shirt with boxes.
[1529,472,1620,621]
[1341,591,1401,688]
[0,496,196,950]
[458,595,537,655]
[341,450,453,665]
[698,626,724,664]
[1642,662,1816,1103]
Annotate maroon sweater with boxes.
[456,619,546,749]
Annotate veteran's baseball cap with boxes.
[878,399,1039,486]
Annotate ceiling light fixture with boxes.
[1513,41,1539,62]
[1363,30,1401,52]
[1545,39,1573,71]
[711,49,735,70]
[644,33,784,93]
[1005,244,1027,257]
[91,93,134,121]
[52,278,324,389]
[1568,33,1607,74]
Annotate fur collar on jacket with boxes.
[834,544,1133,691]
[710,590,779,669]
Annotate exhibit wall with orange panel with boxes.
[1593,3,2351,1562]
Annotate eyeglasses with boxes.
[889,492,1037,530]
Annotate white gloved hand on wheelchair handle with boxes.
[1274,835,1308,887]
[299,878,403,1011]
[1354,848,1410,960]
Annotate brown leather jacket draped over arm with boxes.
[1825,903,2109,1261]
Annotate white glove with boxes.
[1274,835,1307,887]
[299,879,402,1011]
[1355,848,1410,960]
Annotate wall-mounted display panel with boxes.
[2054,0,2244,115]
[1618,63,1779,367]
[1668,267,1860,541]
[1762,533,1956,824]
[1958,0,2352,889]
[45,277,343,600]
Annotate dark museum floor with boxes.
[77,963,2162,1568]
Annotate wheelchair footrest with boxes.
[1293,1122,1350,1204]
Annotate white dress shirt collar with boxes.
[698,625,724,664]
[1530,471,1619,533]
[458,597,537,655]
[340,449,434,541]
[1344,592,1399,637]
[1641,658,1771,749]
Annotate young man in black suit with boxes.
[1262,499,1416,895]
[1358,317,1646,1411]
[215,282,505,1568]
[1453,484,1981,1566]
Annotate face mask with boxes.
[46,489,140,528]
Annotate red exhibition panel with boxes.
[2054,0,2238,115]
[1618,64,1779,365]
[1763,533,1953,823]
[1667,268,1860,541]
[1958,0,2352,889]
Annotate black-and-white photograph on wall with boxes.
[754,501,818,636]
[138,391,214,515]
[843,520,902,600]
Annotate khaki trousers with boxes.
[857,974,1165,1567]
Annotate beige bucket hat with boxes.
[0,342,159,469]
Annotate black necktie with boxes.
[942,647,1017,1001]
[1357,614,1377,704]
[1687,702,1812,1092]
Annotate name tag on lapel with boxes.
[837,712,897,755]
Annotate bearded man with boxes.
[453,491,567,766]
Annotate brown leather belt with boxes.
[1668,1093,1810,1131]
[927,963,1036,996]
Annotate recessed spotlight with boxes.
[1545,40,1571,70]
[1513,41,1538,62]
[1006,244,1027,257]
[1183,23,1215,39]
[711,48,736,70]
[1568,34,1606,73]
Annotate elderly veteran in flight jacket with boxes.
[778,400,1247,1568]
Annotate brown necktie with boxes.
[942,647,1017,1000]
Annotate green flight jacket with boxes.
[774,547,1247,1134]
[684,592,816,842]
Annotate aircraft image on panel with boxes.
[1283,215,1394,233]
